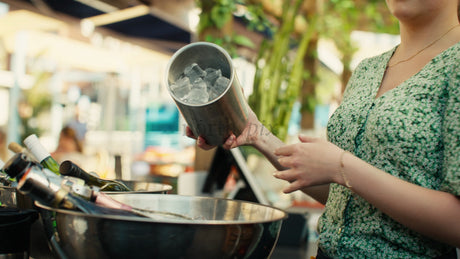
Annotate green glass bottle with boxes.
[23,134,60,175]
[59,160,131,191]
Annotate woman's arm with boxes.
[188,109,330,204]
[342,151,460,248]
[274,136,460,247]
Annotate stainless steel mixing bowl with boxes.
[35,193,287,259]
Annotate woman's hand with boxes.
[185,108,263,150]
[273,135,345,193]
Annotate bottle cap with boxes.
[23,134,49,162]
[3,153,32,179]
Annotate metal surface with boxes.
[0,186,33,209]
[103,180,173,194]
[36,193,287,259]
[165,42,250,146]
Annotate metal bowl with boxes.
[103,180,173,194]
[35,193,287,259]
[0,186,33,209]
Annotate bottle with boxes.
[0,159,14,186]
[2,153,145,217]
[4,153,63,192]
[59,160,131,191]
[19,174,143,217]
[23,134,60,175]
[7,142,38,162]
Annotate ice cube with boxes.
[170,76,192,100]
[192,78,207,91]
[184,63,206,83]
[185,88,209,104]
[203,68,221,89]
[204,67,216,74]
[214,76,230,94]
[208,87,221,101]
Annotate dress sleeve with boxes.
[440,66,460,196]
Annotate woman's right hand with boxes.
[185,108,264,150]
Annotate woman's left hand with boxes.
[273,135,344,193]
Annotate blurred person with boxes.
[51,125,85,166]
[188,0,460,258]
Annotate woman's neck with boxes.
[397,19,460,56]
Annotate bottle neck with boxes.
[23,134,51,163]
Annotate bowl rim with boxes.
[102,181,173,194]
[35,193,288,225]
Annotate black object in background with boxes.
[203,147,269,204]
[0,208,38,255]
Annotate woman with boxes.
[51,125,84,164]
[188,0,460,258]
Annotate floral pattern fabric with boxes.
[318,42,460,258]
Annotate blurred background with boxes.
[0,1,400,256]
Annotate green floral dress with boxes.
[318,42,460,258]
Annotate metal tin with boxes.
[165,42,249,146]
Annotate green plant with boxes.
[19,70,52,140]
[321,0,399,92]
[196,0,272,57]
[248,0,316,141]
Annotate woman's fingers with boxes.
[282,181,304,194]
[274,170,311,193]
[187,125,239,150]
[196,136,216,150]
[185,126,196,139]
[222,134,236,149]
[186,126,215,150]
[273,169,297,183]
[298,134,319,143]
[274,144,295,156]
[277,155,298,168]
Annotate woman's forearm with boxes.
[251,128,287,171]
[343,152,460,247]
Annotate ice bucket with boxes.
[35,193,288,259]
[164,42,250,146]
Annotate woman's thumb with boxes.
[298,134,319,143]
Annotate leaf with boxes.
[210,6,233,29]
[232,35,255,48]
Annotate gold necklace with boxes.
[388,24,460,68]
